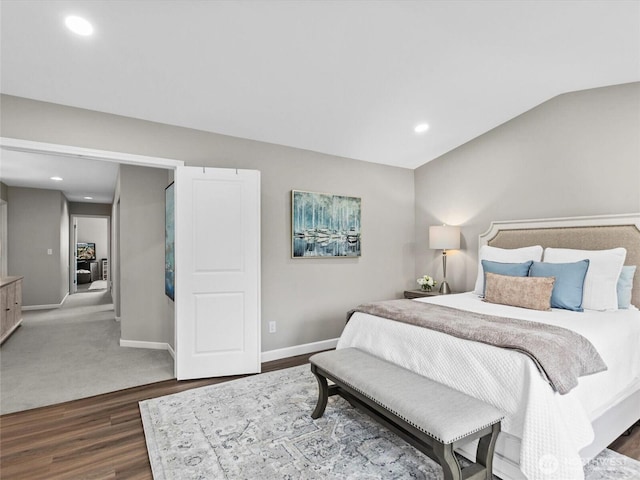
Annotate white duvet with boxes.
[337,292,640,480]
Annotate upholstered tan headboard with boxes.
[479,214,640,308]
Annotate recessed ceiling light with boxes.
[65,15,94,36]
[50,176,63,181]
[83,196,93,200]
[414,123,430,134]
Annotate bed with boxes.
[337,214,640,480]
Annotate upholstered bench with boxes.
[309,348,503,480]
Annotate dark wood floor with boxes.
[1,353,639,479]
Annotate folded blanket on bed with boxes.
[347,300,607,394]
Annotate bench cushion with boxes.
[310,348,504,444]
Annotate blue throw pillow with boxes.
[529,260,590,312]
[617,265,636,309]
[481,260,533,296]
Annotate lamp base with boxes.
[439,281,452,295]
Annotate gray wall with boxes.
[69,202,112,217]
[415,82,640,292]
[3,83,634,348]
[7,186,69,306]
[118,165,171,344]
[0,182,8,202]
[0,94,415,352]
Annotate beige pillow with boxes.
[484,272,555,311]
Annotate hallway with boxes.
[0,289,174,414]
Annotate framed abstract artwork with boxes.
[292,190,361,258]
[165,182,175,300]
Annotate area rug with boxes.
[140,365,640,480]
[88,280,108,290]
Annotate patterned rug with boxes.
[140,365,640,479]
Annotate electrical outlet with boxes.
[268,321,276,334]
[47,249,53,255]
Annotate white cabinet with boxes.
[101,258,108,281]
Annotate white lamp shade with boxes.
[429,225,460,250]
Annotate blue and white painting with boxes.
[165,182,175,300]
[292,190,361,258]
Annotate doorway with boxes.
[1,137,262,383]
[72,215,110,294]
[1,137,182,403]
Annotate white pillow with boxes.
[473,245,543,296]
[543,247,626,311]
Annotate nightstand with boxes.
[404,289,451,299]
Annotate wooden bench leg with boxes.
[310,365,329,419]
[433,442,462,480]
[475,423,501,479]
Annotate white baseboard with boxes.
[23,292,69,311]
[120,339,172,351]
[23,304,61,311]
[261,338,339,363]
[22,300,64,311]
[118,338,335,365]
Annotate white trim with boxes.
[167,343,176,359]
[0,137,185,169]
[23,304,63,311]
[120,339,172,351]
[0,201,7,278]
[261,338,339,363]
[23,291,69,310]
[479,213,640,247]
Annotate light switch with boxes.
[47,249,53,255]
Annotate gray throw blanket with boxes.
[347,300,607,394]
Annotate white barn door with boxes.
[175,166,261,379]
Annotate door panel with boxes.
[193,180,244,272]
[175,167,260,379]
[195,293,244,353]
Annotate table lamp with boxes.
[429,224,460,294]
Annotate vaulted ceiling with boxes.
[1,0,639,175]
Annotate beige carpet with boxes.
[0,290,174,414]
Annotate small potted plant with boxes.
[417,275,437,292]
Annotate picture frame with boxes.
[76,242,96,261]
[291,190,361,258]
[165,182,175,300]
